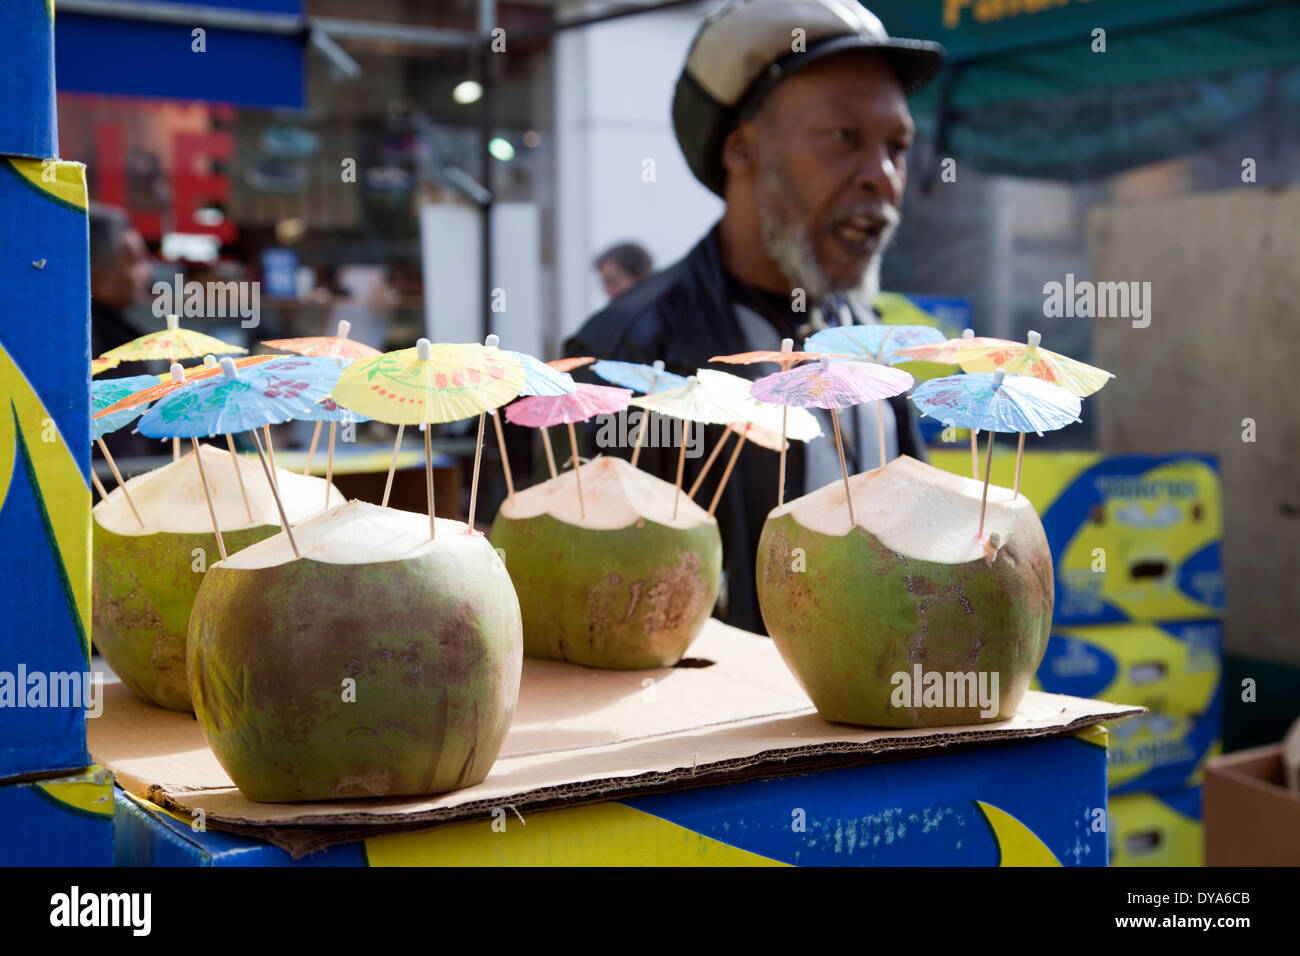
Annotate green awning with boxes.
[873,0,1300,179]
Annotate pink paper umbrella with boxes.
[505,383,632,518]
[750,355,913,527]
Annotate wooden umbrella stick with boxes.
[540,427,557,478]
[876,400,887,469]
[263,426,280,493]
[382,424,404,508]
[708,429,749,516]
[90,467,111,502]
[969,429,979,480]
[324,422,337,510]
[567,422,585,520]
[978,431,996,538]
[172,437,180,463]
[630,409,651,468]
[303,421,323,475]
[225,433,253,523]
[672,427,688,520]
[467,412,487,532]
[424,425,436,540]
[96,438,144,528]
[778,406,789,507]
[490,410,515,504]
[250,429,299,558]
[831,410,855,528]
[1014,432,1026,499]
[191,439,227,561]
[688,426,732,499]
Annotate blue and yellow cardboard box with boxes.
[1107,689,1221,794]
[0,765,115,866]
[930,450,1224,626]
[1036,619,1221,718]
[0,157,93,779]
[1109,786,1203,867]
[114,729,1110,866]
[0,1,57,159]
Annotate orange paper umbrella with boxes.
[547,356,595,373]
[262,319,381,362]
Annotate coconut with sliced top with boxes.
[489,455,721,669]
[93,444,340,711]
[188,500,522,802]
[757,455,1053,727]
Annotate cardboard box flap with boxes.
[89,620,1141,857]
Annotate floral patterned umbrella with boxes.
[98,313,246,363]
[89,375,159,527]
[912,368,1082,535]
[750,355,914,527]
[951,330,1114,398]
[262,319,381,362]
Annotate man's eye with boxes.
[832,128,858,145]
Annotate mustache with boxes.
[822,201,901,230]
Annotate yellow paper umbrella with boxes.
[91,357,120,376]
[330,339,525,537]
[98,313,247,363]
[953,330,1114,398]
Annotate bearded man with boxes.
[563,0,945,633]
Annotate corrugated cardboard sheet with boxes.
[89,621,1141,857]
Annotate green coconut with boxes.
[757,455,1054,727]
[188,500,522,802]
[489,455,721,669]
[92,444,340,711]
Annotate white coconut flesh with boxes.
[94,444,339,536]
[220,499,481,569]
[497,454,713,531]
[770,455,1033,564]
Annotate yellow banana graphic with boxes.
[975,801,1062,867]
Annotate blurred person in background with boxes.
[565,0,944,633]
[594,242,654,299]
[89,203,160,460]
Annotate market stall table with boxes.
[91,621,1141,866]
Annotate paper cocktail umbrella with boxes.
[950,330,1112,494]
[750,354,913,528]
[261,320,380,475]
[467,335,577,530]
[330,339,525,538]
[591,359,689,468]
[90,375,160,526]
[631,376,747,519]
[805,323,943,472]
[547,356,595,373]
[911,368,1081,536]
[138,356,345,559]
[505,383,632,519]
[894,328,1019,479]
[91,357,120,376]
[689,367,822,516]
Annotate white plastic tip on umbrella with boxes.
[169,363,185,383]
[1027,330,1042,348]
[417,338,431,361]
[165,314,180,330]
[220,357,238,378]
[819,353,831,371]
[203,354,217,368]
[485,333,499,347]
[337,319,352,338]
[686,375,698,386]
[962,328,974,339]
[653,359,665,373]
[781,337,793,352]
[993,368,1006,387]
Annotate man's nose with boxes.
[852,145,903,206]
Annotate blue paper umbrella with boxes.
[91,375,160,441]
[805,324,946,366]
[590,359,687,395]
[508,351,576,398]
[912,369,1081,535]
[137,355,343,439]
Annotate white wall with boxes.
[553,0,725,347]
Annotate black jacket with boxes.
[563,223,926,634]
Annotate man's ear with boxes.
[721,122,758,179]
